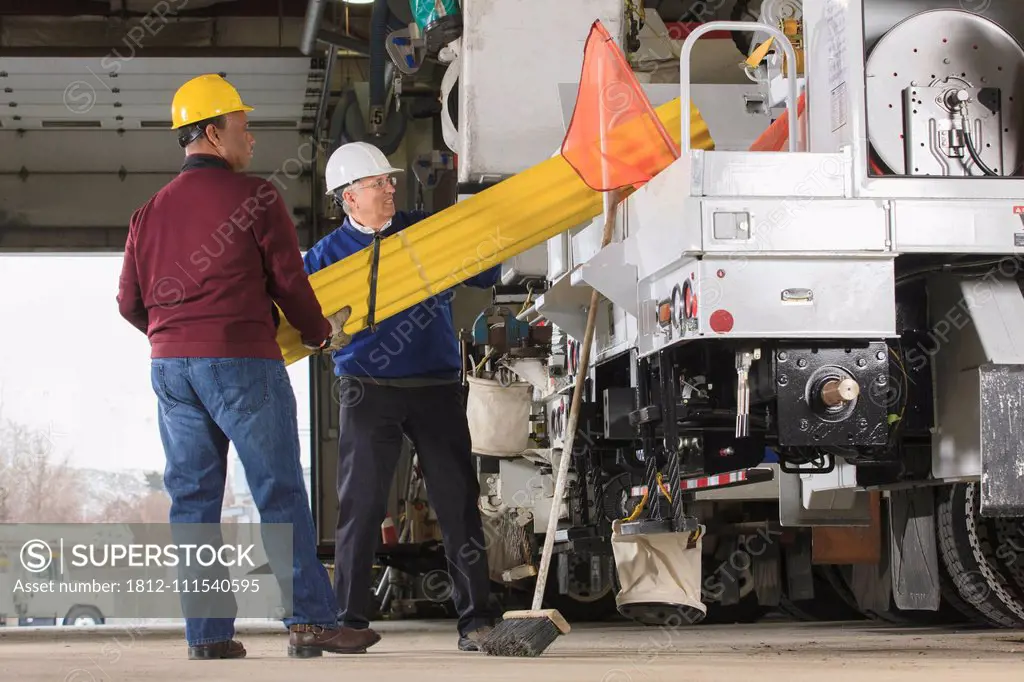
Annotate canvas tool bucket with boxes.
[465,375,532,456]
[611,519,707,625]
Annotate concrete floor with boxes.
[1,618,1023,682]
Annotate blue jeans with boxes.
[150,357,338,647]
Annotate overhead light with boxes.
[341,0,375,4]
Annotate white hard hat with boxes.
[324,141,403,195]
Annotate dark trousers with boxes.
[333,379,495,636]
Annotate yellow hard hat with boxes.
[170,74,254,129]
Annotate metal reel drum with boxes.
[865,9,1024,176]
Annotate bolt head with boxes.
[876,350,886,361]
[778,375,789,386]
[857,358,867,367]
[799,419,810,431]
[778,351,788,362]
[876,374,887,385]
[797,358,807,368]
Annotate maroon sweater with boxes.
[117,155,331,359]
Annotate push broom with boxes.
[479,193,621,657]
[478,19,685,657]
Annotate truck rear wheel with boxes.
[990,518,1024,606]
[936,482,1024,628]
[62,605,104,627]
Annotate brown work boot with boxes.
[287,624,381,658]
[188,639,246,660]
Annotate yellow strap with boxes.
[744,37,775,69]
[656,472,672,503]
[276,97,714,366]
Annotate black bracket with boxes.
[620,516,701,537]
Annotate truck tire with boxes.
[783,566,864,622]
[701,550,769,624]
[818,561,976,626]
[934,514,999,627]
[991,518,1024,605]
[817,564,914,625]
[62,605,104,627]
[774,595,817,621]
[703,592,771,624]
[936,482,1024,628]
[541,552,620,622]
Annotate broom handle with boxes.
[532,191,620,611]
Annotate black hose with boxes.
[964,130,1000,176]
[895,257,1020,288]
[369,0,391,136]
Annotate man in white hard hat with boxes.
[303,141,501,652]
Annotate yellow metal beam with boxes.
[276,96,713,366]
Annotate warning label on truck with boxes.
[826,0,847,133]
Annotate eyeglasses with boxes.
[355,176,397,191]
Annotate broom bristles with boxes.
[479,609,569,657]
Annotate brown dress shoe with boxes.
[188,639,246,660]
[287,624,382,658]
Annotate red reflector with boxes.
[658,302,672,324]
[709,309,734,333]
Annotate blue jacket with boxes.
[303,210,502,379]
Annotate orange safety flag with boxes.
[747,91,807,152]
[561,19,680,192]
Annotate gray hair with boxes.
[330,186,354,215]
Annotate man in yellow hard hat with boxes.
[169,72,257,166]
[117,74,377,660]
